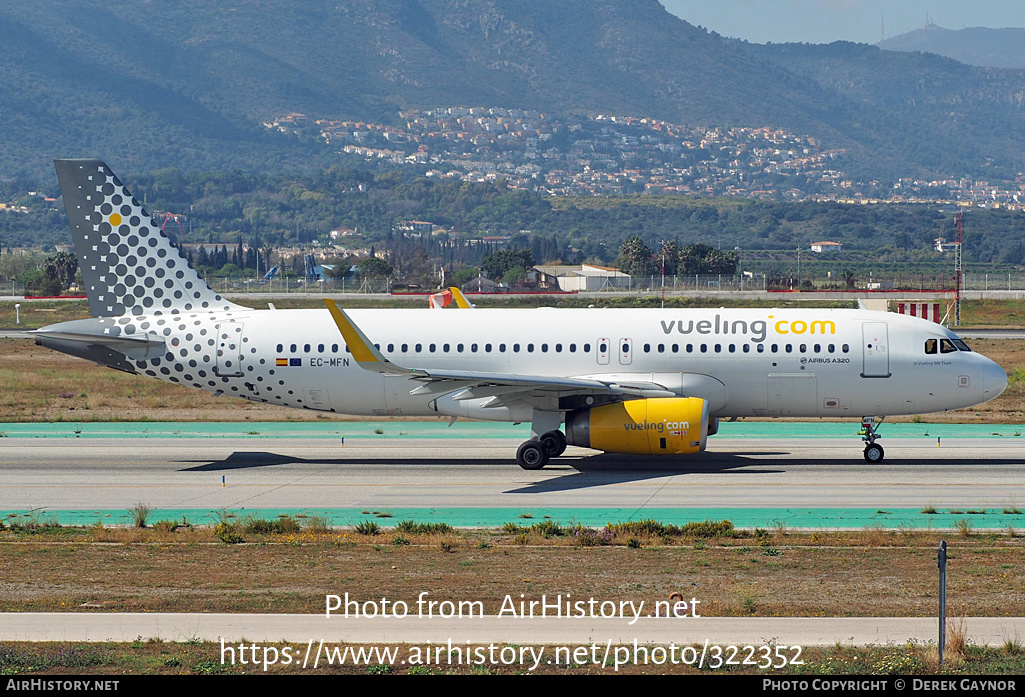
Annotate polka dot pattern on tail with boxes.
[56,160,245,318]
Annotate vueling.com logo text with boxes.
[625,420,690,433]
[660,314,835,342]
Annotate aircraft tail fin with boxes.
[54,159,247,317]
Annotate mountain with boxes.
[735,40,1025,181]
[878,24,1025,69]
[2,0,1025,183]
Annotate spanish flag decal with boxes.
[276,358,288,366]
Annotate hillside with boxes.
[878,24,1025,69]
[1,1,1025,182]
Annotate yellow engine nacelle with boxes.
[564,397,710,455]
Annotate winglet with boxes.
[323,299,416,376]
[449,287,474,309]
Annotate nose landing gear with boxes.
[860,416,885,463]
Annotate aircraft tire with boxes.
[517,440,549,470]
[540,430,567,458]
[863,443,884,463]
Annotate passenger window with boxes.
[527,343,534,353]
[443,343,450,352]
[429,344,436,353]
[743,344,750,353]
[513,344,520,352]
[925,339,937,354]
[318,344,325,353]
[799,344,807,353]
[814,344,821,353]
[402,344,408,352]
[686,344,694,353]
[415,343,422,352]
[828,344,835,353]
[714,344,721,352]
[729,344,736,353]
[499,343,506,352]
[700,344,707,353]
[658,344,665,353]
[556,343,562,352]
[842,344,850,353]
[541,343,548,353]
[643,344,651,353]
[569,343,576,352]
[672,344,679,352]
[756,344,765,353]
[332,344,338,352]
[276,344,283,353]
[387,344,393,352]
[290,344,297,353]
[584,343,591,352]
[785,344,792,353]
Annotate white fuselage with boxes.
[101,306,1005,420]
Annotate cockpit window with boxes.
[939,339,957,354]
[951,339,972,352]
[924,339,937,354]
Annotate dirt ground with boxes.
[1,527,1023,618]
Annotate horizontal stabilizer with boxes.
[33,328,166,360]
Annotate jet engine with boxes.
[564,397,709,455]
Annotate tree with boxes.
[482,249,534,279]
[42,251,78,295]
[355,257,393,279]
[614,236,657,275]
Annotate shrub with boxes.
[214,522,244,544]
[354,520,380,536]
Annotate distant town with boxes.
[266,107,1025,208]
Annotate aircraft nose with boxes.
[983,359,1008,398]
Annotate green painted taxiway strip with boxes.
[5,507,1024,532]
[0,420,1024,440]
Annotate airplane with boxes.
[36,159,1008,470]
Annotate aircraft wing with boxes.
[323,299,675,402]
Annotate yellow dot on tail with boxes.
[109,213,122,226]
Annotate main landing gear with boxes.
[516,411,566,470]
[860,416,885,463]
[516,430,567,470]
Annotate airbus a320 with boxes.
[37,159,1008,469]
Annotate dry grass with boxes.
[1,527,1024,617]
[946,615,969,667]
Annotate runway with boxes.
[2,422,1025,528]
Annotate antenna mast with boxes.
[953,212,964,326]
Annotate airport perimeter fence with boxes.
[12,272,1025,299]
[191,273,1025,295]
